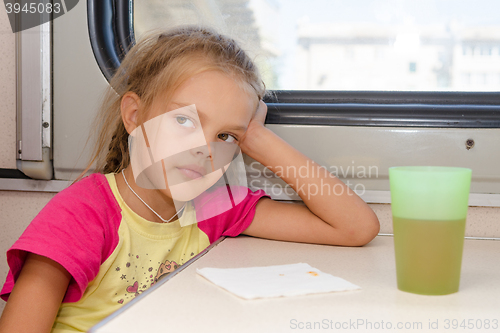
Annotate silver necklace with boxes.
[121,169,185,223]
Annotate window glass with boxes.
[134,0,500,92]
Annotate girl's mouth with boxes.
[176,165,205,180]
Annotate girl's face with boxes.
[129,70,257,202]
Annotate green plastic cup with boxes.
[389,166,472,295]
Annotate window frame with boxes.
[87,0,135,81]
[88,0,500,129]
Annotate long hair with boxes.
[74,25,266,184]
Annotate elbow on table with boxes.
[345,211,381,247]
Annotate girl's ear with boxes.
[121,92,141,134]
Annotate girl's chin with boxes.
[168,175,222,201]
[154,182,208,202]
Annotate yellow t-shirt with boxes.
[53,173,210,332]
[1,173,268,332]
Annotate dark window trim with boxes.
[88,0,135,81]
[0,169,31,179]
[264,91,500,128]
[88,0,500,128]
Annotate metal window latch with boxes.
[17,140,22,159]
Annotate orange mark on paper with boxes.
[307,271,319,276]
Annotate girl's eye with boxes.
[218,133,237,143]
[176,116,195,128]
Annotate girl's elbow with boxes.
[358,211,380,246]
[348,211,380,246]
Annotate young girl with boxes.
[0,26,379,333]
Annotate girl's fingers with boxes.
[253,100,268,125]
[237,101,269,152]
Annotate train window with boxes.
[134,0,500,92]
[128,0,500,129]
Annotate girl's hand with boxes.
[238,100,268,155]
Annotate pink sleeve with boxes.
[0,174,122,303]
[196,187,271,244]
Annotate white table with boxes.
[90,235,500,333]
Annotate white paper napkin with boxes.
[196,263,361,299]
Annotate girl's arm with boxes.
[0,253,71,333]
[240,101,380,246]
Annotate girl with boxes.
[0,26,379,333]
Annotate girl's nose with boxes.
[190,144,210,158]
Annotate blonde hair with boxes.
[75,26,266,184]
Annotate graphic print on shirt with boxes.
[114,251,196,304]
[154,259,179,282]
